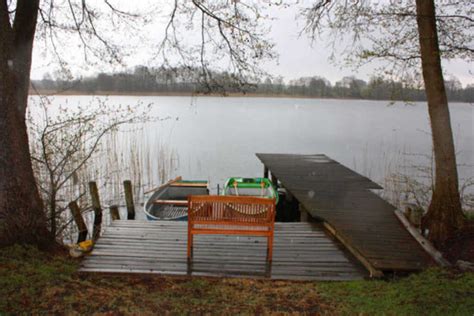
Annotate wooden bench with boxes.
[187,195,276,262]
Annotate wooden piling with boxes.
[110,205,120,221]
[123,180,135,220]
[69,201,88,243]
[270,172,278,188]
[264,166,269,178]
[89,181,103,241]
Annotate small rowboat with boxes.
[223,177,279,204]
[144,179,209,221]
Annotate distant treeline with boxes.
[31,66,474,102]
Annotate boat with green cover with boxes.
[223,177,279,204]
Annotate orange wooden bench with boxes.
[187,195,276,262]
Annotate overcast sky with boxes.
[264,4,473,86]
[30,1,473,87]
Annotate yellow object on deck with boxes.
[78,240,94,252]
[69,239,94,258]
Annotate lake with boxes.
[29,95,473,212]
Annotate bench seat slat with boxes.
[191,220,273,227]
[190,229,273,237]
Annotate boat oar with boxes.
[152,199,188,206]
[144,176,182,194]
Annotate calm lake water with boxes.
[29,95,473,209]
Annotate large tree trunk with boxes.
[415,0,465,247]
[0,0,53,247]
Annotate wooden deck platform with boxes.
[80,220,367,281]
[257,153,433,274]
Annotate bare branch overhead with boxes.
[300,0,473,83]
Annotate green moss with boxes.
[1,245,473,315]
[317,269,474,315]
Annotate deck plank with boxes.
[257,153,433,272]
[81,220,366,280]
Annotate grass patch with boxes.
[1,245,473,314]
[465,212,474,222]
[318,269,474,315]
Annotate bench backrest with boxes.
[188,195,276,226]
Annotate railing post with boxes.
[123,180,135,220]
[89,181,103,241]
[69,201,88,243]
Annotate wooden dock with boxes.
[80,220,367,280]
[257,153,433,275]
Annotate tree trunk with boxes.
[50,191,57,238]
[415,0,465,247]
[0,0,54,248]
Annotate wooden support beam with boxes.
[89,181,103,241]
[323,222,384,278]
[69,201,88,243]
[394,210,450,267]
[110,205,120,221]
[123,180,135,220]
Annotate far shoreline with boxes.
[28,89,364,100]
[28,89,472,104]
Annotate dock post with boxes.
[69,201,88,243]
[123,180,136,220]
[89,181,103,241]
[110,205,120,221]
[264,166,269,178]
[270,172,278,188]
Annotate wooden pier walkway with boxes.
[257,153,433,275]
[81,220,367,280]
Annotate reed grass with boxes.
[28,96,177,243]
[351,144,473,217]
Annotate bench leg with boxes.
[267,234,274,262]
[187,231,193,260]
